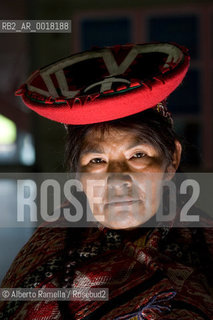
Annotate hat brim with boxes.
[15,42,190,125]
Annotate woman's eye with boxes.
[131,152,147,159]
[89,158,106,164]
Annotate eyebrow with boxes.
[81,147,105,156]
[80,138,149,156]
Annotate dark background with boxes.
[1,0,213,173]
[0,0,213,283]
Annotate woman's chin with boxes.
[94,211,146,229]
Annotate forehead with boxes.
[81,126,151,153]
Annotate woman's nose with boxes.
[107,173,132,190]
[106,160,132,190]
[107,160,129,173]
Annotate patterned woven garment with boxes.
[0,211,213,320]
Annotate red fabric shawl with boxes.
[0,212,213,320]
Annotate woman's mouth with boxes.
[105,199,142,207]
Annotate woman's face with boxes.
[77,127,179,229]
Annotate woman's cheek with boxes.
[128,158,162,171]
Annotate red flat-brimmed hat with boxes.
[15,42,190,125]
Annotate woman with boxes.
[1,42,213,319]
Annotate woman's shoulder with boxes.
[0,220,68,288]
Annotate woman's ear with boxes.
[165,140,182,180]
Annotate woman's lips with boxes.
[105,199,142,207]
